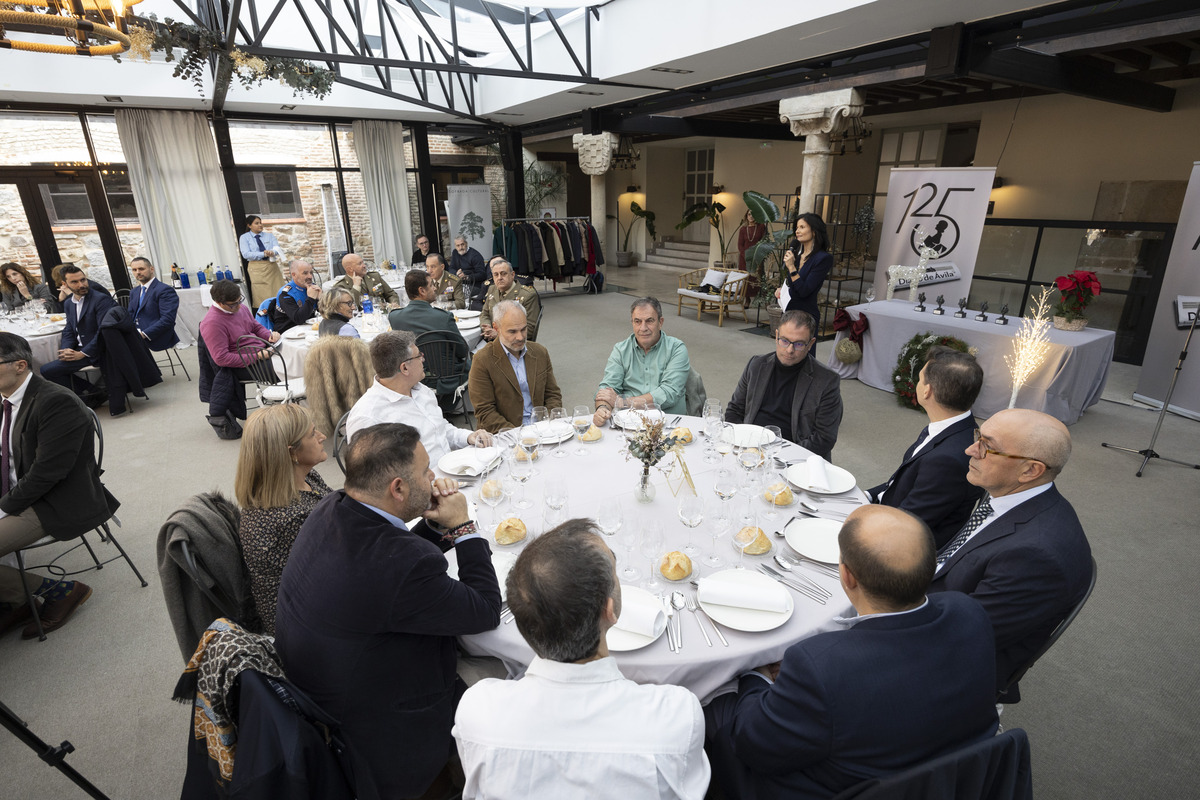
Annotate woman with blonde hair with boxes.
[318,286,360,338]
[1,262,55,312]
[234,404,331,634]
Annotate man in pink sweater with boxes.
[198,280,280,438]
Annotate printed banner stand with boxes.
[446,184,492,258]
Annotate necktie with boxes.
[904,426,930,461]
[937,495,993,567]
[130,287,142,318]
[878,426,930,498]
[255,234,265,254]
[2,399,13,497]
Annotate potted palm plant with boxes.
[608,201,656,268]
[676,200,742,268]
[742,190,792,332]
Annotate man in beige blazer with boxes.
[468,300,562,433]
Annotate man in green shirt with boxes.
[593,297,691,426]
[331,252,399,308]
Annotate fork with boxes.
[687,589,728,647]
[684,595,713,647]
[778,551,840,579]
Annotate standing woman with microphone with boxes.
[239,215,287,308]
[777,212,833,326]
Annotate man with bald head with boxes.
[929,407,1092,703]
[468,300,561,433]
[331,252,398,308]
[705,505,999,799]
[269,260,321,333]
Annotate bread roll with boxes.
[495,518,527,545]
[480,479,503,501]
[512,443,541,462]
[739,526,772,555]
[763,482,794,506]
[671,427,693,444]
[581,425,602,442]
[659,551,693,581]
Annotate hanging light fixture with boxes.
[0,0,143,57]
[612,135,641,171]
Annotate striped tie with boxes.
[937,496,993,567]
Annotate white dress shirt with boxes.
[346,378,470,464]
[453,655,710,800]
[912,410,973,458]
[934,482,1055,573]
[0,372,33,520]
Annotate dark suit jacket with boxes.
[726,352,842,460]
[129,279,181,351]
[467,340,562,433]
[928,485,1092,701]
[784,249,833,324]
[720,593,998,799]
[61,287,118,361]
[0,374,119,539]
[869,416,983,547]
[450,248,487,308]
[388,301,469,395]
[274,492,501,800]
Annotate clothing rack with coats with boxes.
[494,217,603,284]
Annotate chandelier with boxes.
[0,0,143,57]
[612,135,641,171]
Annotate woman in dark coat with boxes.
[778,212,833,326]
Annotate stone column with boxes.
[572,132,618,254]
[779,89,864,217]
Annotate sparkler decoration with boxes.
[1004,286,1055,408]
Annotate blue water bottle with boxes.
[180,271,191,289]
[196,270,207,285]
[361,296,374,316]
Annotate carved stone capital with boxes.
[572,132,619,176]
[778,88,865,139]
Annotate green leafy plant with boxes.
[523,161,567,217]
[676,200,740,265]
[742,190,794,309]
[607,201,657,252]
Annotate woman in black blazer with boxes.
[779,212,834,325]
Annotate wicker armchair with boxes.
[676,267,750,327]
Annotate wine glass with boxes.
[865,285,876,305]
[549,407,569,458]
[641,523,666,592]
[677,493,704,557]
[519,424,541,477]
[506,448,534,510]
[597,499,624,539]
[713,422,735,462]
[545,475,568,513]
[762,425,783,457]
[713,467,737,532]
[733,514,760,569]
[703,495,728,568]
[761,457,788,524]
[531,406,549,427]
[617,519,642,582]
[572,404,593,456]
[702,406,724,464]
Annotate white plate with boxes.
[698,570,794,632]
[453,310,482,321]
[785,461,857,494]
[535,420,575,444]
[783,517,842,564]
[606,585,668,652]
[456,320,481,332]
[720,423,774,448]
[612,408,665,431]
[445,550,517,602]
[282,327,310,339]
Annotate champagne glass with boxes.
[478,457,504,527]
[617,519,642,581]
[597,499,624,539]
[641,523,666,592]
[713,467,738,531]
[713,422,735,462]
[545,475,568,513]
[733,514,760,569]
[572,404,592,456]
[519,424,541,477]
[702,406,724,464]
[677,493,704,557]
[549,407,569,458]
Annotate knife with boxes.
[758,565,826,604]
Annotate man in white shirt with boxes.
[346,330,491,463]
[453,519,710,800]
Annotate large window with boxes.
[38,174,138,225]
[238,171,303,218]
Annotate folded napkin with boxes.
[697,578,790,613]
[440,446,499,476]
[806,455,831,492]
[613,598,667,639]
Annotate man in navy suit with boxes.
[128,257,180,351]
[40,265,117,406]
[705,505,999,799]
[929,407,1093,702]
[868,346,984,547]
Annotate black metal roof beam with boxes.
[335,75,491,123]
[224,0,243,50]
[172,0,212,31]
[381,0,427,102]
[609,115,797,141]
[544,8,587,77]
[479,0,527,71]
[251,0,289,46]
[975,0,1200,48]
[247,0,260,40]
[339,0,390,91]
[288,0,337,72]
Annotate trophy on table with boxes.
[975,301,989,323]
[914,292,927,313]
[995,303,1010,325]
[953,298,968,319]
[933,295,945,315]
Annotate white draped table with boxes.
[277,316,483,379]
[827,299,1115,424]
[446,416,861,702]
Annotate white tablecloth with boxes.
[277,317,483,379]
[448,415,861,702]
[827,300,1116,424]
[173,286,216,348]
[6,325,63,369]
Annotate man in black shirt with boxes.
[410,233,435,267]
[725,310,842,460]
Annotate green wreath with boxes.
[892,332,972,410]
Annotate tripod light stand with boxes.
[1102,306,1200,477]
[0,699,112,799]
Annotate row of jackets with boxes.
[492,220,604,281]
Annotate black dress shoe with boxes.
[110,407,130,418]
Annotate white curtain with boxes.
[352,120,413,265]
[115,109,241,276]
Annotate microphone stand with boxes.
[0,699,112,799]
[1102,308,1200,477]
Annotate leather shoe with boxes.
[22,582,92,639]
[0,602,35,637]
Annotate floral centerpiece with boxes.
[625,413,685,502]
[1053,270,1101,330]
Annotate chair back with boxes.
[333,411,350,475]
[415,330,469,394]
[832,728,1032,800]
[1000,556,1098,697]
[114,288,131,309]
[86,407,105,474]
[304,336,374,436]
[685,368,707,416]
[235,335,294,403]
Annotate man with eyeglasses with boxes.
[928,407,1092,703]
[198,279,280,439]
[725,310,842,460]
[347,330,492,463]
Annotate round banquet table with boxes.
[445,415,865,702]
[0,319,65,369]
[276,315,484,379]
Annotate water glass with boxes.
[597,499,624,539]
[640,523,666,592]
[549,407,569,458]
[617,520,642,582]
[733,514,760,569]
[544,475,568,512]
[677,493,704,557]
[572,404,592,456]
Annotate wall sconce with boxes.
[992,176,1005,189]
[626,185,640,193]
[711,184,725,195]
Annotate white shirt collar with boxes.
[835,597,929,627]
[524,655,625,684]
[139,277,157,290]
[4,372,33,404]
[986,481,1054,518]
[926,409,972,440]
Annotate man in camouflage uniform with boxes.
[331,252,399,308]
[426,253,464,309]
[480,259,540,342]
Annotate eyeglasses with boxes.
[403,352,425,364]
[776,336,812,351]
[972,429,1042,463]
[0,359,27,366]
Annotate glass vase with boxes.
[634,467,656,504]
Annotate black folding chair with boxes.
[333,410,350,476]
[414,330,474,430]
[236,335,304,406]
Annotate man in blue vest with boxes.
[269,260,322,333]
[128,257,181,352]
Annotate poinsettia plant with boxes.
[1053,270,1102,322]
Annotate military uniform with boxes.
[330,271,399,308]
[481,282,541,341]
[429,271,465,309]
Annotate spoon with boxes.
[773,554,834,595]
[671,591,687,652]
[800,500,848,517]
